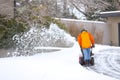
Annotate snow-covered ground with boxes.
[88,45,120,80]
[0,42,119,80]
[0,23,119,80]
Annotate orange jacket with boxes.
[77,31,95,48]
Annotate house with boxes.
[0,0,14,18]
[100,11,120,46]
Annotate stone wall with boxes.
[58,18,111,45]
[0,49,10,58]
[0,0,14,18]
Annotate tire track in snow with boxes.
[87,49,120,80]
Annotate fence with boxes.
[58,18,110,45]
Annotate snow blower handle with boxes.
[90,44,95,56]
[80,47,84,57]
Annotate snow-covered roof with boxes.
[99,11,120,18]
[55,18,106,24]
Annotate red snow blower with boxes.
[79,48,94,66]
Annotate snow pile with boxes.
[9,23,75,56]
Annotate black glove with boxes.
[91,45,95,48]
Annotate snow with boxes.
[57,18,106,24]
[100,11,120,14]
[0,42,119,80]
[73,7,86,20]
[0,22,118,80]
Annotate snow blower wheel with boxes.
[79,56,85,65]
[90,57,94,65]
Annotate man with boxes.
[77,29,95,65]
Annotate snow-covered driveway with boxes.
[88,45,120,80]
[0,43,119,80]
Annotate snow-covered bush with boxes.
[8,23,75,56]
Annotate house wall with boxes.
[0,0,14,18]
[58,18,111,45]
[107,17,120,46]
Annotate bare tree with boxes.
[69,0,120,20]
[16,0,120,20]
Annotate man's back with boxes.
[78,31,95,48]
